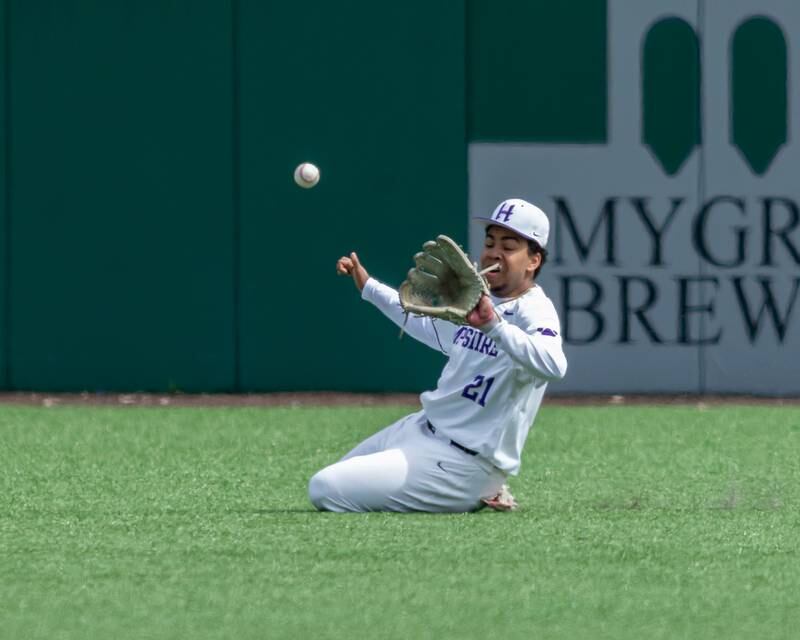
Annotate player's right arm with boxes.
[336,252,455,354]
[474,296,567,381]
[336,252,370,291]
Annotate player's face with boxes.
[480,225,541,298]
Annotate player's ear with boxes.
[527,252,542,278]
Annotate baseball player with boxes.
[309,199,567,512]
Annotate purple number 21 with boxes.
[461,375,495,407]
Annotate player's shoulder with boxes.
[518,284,558,314]
[514,285,561,331]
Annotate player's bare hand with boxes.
[336,251,369,291]
[482,485,519,511]
[467,294,496,328]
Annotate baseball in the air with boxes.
[294,162,320,189]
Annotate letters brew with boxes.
[551,196,800,345]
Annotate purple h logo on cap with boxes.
[494,202,515,222]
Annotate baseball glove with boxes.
[398,235,494,325]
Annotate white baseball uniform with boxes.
[308,276,567,513]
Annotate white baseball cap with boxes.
[474,198,550,248]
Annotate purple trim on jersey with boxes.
[536,327,558,337]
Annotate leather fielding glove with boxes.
[399,235,493,325]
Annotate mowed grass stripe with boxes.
[1,405,798,640]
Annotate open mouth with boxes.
[484,266,502,282]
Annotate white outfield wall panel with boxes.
[469,0,800,395]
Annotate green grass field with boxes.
[1,403,799,639]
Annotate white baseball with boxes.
[294,162,320,189]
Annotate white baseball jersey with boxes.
[362,277,567,475]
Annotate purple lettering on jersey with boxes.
[451,325,499,358]
[536,327,558,337]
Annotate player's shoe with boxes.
[482,484,518,511]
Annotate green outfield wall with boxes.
[236,1,465,392]
[7,0,236,392]
[0,0,473,392]
[2,1,795,394]
[0,1,6,389]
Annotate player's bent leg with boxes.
[337,412,417,463]
[395,418,508,513]
[308,448,410,512]
[308,413,509,513]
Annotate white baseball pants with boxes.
[308,411,507,513]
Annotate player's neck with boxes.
[491,282,535,302]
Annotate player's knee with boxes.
[308,469,335,511]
